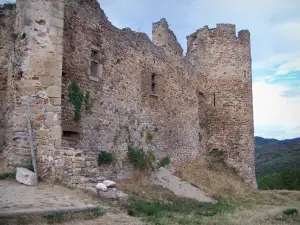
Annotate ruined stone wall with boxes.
[1,0,256,188]
[152,18,183,57]
[61,0,201,182]
[4,0,64,176]
[0,4,16,153]
[187,24,256,187]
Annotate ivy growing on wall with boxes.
[68,81,84,121]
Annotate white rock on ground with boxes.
[103,180,116,188]
[16,167,37,186]
[151,167,217,203]
[96,183,108,192]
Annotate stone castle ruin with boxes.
[0,0,256,187]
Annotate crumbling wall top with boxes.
[152,18,183,57]
[216,23,236,35]
[152,18,169,29]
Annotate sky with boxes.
[1,0,300,140]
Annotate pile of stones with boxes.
[95,180,128,201]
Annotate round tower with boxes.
[187,24,256,187]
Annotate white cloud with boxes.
[253,81,300,139]
[275,57,300,75]
[253,52,300,70]
[273,21,300,42]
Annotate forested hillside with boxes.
[255,136,300,178]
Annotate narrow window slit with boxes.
[151,73,157,94]
[213,93,216,106]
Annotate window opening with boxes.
[62,131,80,142]
[89,46,102,81]
[213,93,216,106]
[151,73,157,94]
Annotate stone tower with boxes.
[187,24,256,187]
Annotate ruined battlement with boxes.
[152,18,183,57]
[0,0,256,188]
[187,24,250,42]
[216,23,236,35]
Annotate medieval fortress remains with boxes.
[0,0,256,187]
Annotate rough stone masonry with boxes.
[0,0,257,188]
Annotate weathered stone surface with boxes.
[16,167,38,186]
[96,183,107,192]
[151,168,216,203]
[0,4,16,158]
[103,180,116,188]
[1,0,256,188]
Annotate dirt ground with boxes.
[0,179,144,225]
[0,180,98,213]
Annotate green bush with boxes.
[281,167,300,190]
[283,208,298,215]
[159,156,170,168]
[98,151,116,165]
[258,167,300,190]
[127,147,148,170]
[127,147,156,170]
[257,173,284,190]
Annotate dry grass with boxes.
[176,155,250,200]
[118,173,178,204]
[116,155,300,225]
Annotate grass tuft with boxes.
[0,172,15,180]
[283,208,298,215]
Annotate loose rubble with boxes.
[94,180,128,201]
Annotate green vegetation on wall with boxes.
[98,151,116,165]
[68,81,84,121]
[127,146,170,171]
[127,147,153,170]
[158,156,171,168]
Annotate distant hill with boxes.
[255,136,300,178]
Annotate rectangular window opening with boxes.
[63,131,80,142]
[151,74,157,94]
[89,46,102,81]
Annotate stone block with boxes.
[46,86,61,98]
[46,112,61,126]
[16,167,37,186]
[96,183,107,192]
[50,126,61,139]
[45,105,61,112]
